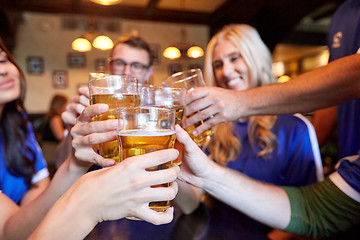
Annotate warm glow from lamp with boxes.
[92,35,114,50]
[278,75,291,83]
[72,37,92,52]
[187,46,204,58]
[89,0,122,5]
[163,47,181,59]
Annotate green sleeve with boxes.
[282,177,360,238]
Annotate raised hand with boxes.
[70,103,117,168]
[184,87,244,135]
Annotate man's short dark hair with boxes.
[111,35,154,67]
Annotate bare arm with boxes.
[185,54,360,135]
[1,104,116,240]
[311,106,337,146]
[174,180,203,215]
[29,150,180,240]
[20,177,50,206]
[176,125,291,229]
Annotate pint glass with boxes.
[89,74,139,162]
[117,106,176,214]
[140,86,186,165]
[162,68,213,146]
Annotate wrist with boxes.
[68,154,91,175]
[200,161,226,193]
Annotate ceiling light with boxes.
[163,30,204,60]
[187,46,204,58]
[92,35,114,50]
[72,37,92,52]
[163,47,181,59]
[71,18,114,52]
[89,0,122,5]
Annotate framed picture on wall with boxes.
[150,44,160,64]
[52,70,68,88]
[169,64,182,75]
[67,52,86,68]
[27,56,44,74]
[95,58,107,72]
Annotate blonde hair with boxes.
[204,24,278,165]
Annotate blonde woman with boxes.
[174,24,324,238]
[202,24,323,185]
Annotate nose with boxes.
[123,64,132,76]
[221,62,234,79]
[0,65,7,77]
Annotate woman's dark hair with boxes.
[0,37,36,188]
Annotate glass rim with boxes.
[171,68,201,78]
[162,68,203,86]
[116,106,175,113]
[139,86,186,92]
[88,74,138,83]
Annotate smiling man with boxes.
[108,35,154,84]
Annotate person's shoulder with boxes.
[276,114,311,128]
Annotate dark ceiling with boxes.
[0,0,345,52]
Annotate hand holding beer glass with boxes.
[117,106,176,216]
[140,86,186,165]
[88,74,139,162]
[162,69,213,146]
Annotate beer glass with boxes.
[89,74,139,163]
[140,86,186,165]
[162,68,213,146]
[117,106,176,215]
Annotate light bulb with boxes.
[163,47,181,59]
[92,35,114,51]
[72,37,92,52]
[89,0,122,5]
[187,46,204,58]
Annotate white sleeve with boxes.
[31,168,50,184]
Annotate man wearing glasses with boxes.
[108,35,154,84]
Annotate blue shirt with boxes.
[0,122,49,204]
[224,114,323,186]
[327,0,360,158]
[337,152,360,193]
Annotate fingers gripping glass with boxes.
[162,69,214,146]
[108,58,149,75]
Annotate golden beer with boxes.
[118,129,176,212]
[90,93,140,162]
[153,105,185,125]
[151,104,184,165]
[184,112,213,146]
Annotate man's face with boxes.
[109,43,152,84]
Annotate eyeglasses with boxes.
[108,58,149,75]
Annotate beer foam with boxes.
[118,129,175,137]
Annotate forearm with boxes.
[29,176,97,240]
[55,134,72,169]
[4,157,88,239]
[174,180,203,215]
[242,54,360,117]
[200,161,290,229]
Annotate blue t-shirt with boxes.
[0,122,49,204]
[327,0,360,158]
[221,114,323,186]
[337,152,360,193]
